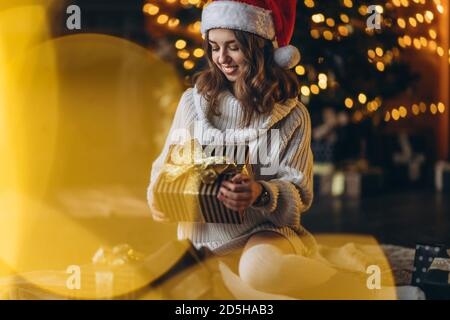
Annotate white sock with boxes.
[238,244,337,295]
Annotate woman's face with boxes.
[208,28,245,82]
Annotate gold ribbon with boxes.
[429,258,450,272]
[161,139,249,184]
[92,244,144,267]
[428,257,450,284]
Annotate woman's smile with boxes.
[222,65,239,74]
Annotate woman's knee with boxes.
[238,241,338,294]
[238,232,296,292]
[238,243,284,293]
[244,231,296,255]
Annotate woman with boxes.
[148,0,336,296]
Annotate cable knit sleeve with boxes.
[251,103,314,227]
[147,88,195,222]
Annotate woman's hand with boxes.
[217,173,263,214]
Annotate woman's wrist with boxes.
[252,181,270,207]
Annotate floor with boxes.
[303,189,450,249]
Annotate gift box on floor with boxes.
[312,141,335,163]
[153,139,252,224]
[313,163,335,197]
[423,257,450,299]
[344,168,384,197]
[435,161,450,192]
[313,164,384,198]
[412,243,450,299]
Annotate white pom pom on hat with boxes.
[201,0,301,69]
[274,44,301,70]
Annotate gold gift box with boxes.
[153,139,252,224]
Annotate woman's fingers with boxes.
[231,173,251,184]
[219,186,252,201]
[221,180,252,193]
[219,196,249,212]
[218,174,254,212]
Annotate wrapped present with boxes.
[312,141,335,163]
[344,168,384,197]
[435,161,450,192]
[412,243,450,299]
[153,139,252,224]
[313,163,334,197]
[89,244,145,299]
[423,257,450,299]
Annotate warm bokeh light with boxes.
[295,65,306,75]
[345,98,353,109]
[301,86,311,96]
[358,93,367,104]
[175,39,187,49]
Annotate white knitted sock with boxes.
[238,244,337,295]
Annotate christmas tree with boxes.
[143,0,447,125]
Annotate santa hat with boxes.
[200,0,300,69]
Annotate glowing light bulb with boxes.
[404,36,412,46]
[376,62,385,71]
[419,102,427,113]
[318,80,327,89]
[183,60,195,70]
[318,73,327,82]
[301,86,311,96]
[340,14,350,23]
[375,47,384,56]
[425,11,434,22]
[416,13,424,23]
[310,29,320,39]
[392,109,400,120]
[338,26,349,36]
[345,98,353,108]
[358,93,367,104]
[193,48,204,58]
[343,0,353,8]
[175,39,187,49]
[399,106,407,117]
[429,29,437,39]
[397,18,406,28]
[409,17,417,27]
[312,14,325,23]
[168,18,180,28]
[305,0,315,8]
[157,14,169,24]
[295,65,306,75]
[323,30,333,40]
[430,103,437,114]
[177,50,190,59]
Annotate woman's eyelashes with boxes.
[211,46,239,52]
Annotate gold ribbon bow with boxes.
[92,244,144,267]
[161,139,249,184]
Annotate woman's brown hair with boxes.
[192,29,300,127]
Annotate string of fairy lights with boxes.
[143,0,204,71]
[143,0,448,123]
[384,0,447,122]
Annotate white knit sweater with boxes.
[147,86,315,256]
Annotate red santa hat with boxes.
[200,0,300,69]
